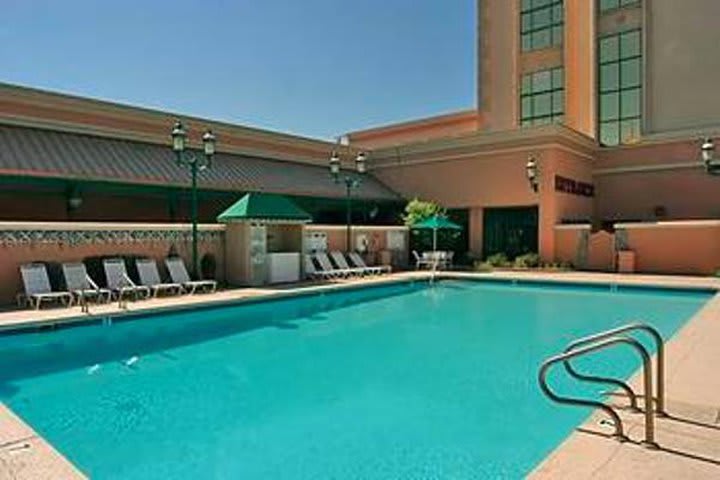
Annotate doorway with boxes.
[483,206,539,259]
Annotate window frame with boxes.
[520,66,565,127]
[521,0,564,52]
[598,0,641,15]
[597,28,643,146]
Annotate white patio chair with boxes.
[62,262,112,304]
[136,259,184,297]
[412,250,432,270]
[103,258,151,301]
[19,263,73,309]
[165,257,217,294]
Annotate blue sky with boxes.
[0,0,476,140]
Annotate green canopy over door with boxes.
[217,192,312,223]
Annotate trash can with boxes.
[617,250,635,273]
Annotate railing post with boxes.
[539,336,659,448]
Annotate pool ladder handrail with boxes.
[538,328,662,449]
[562,323,666,417]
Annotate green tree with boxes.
[401,198,445,226]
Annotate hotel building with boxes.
[1,0,719,270]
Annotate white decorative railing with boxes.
[0,222,226,246]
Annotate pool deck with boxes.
[1,270,720,478]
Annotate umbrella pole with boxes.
[432,228,438,273]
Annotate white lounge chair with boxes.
[62,262,112,304]
[348,252,391,275]
[103,258,151,301]
[329,251,367,276]
[19,263,73,309]
[136,259,184,297]
[304,255,335,280]
[314,253,355,278]
[165,257,217,294]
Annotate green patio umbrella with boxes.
[412,214,462,252]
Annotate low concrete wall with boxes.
[305,225,410,268]
[554,220,720,275]
[618,220,720,275]
[554,225,588,268]
[0,222,409,306]
[0,222,226,305]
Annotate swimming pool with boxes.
[0,279,712,478]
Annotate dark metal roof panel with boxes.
[0,125,400,201]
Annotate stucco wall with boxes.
[645,0,720,133]
[621,221,720,275]
[347,112,482,150]
[478,0,519,130]
[594,140,720,221]
[373,150,537,210]
[0,223,225,306]
[564,0,596,138]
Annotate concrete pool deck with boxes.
[1,270,720,478]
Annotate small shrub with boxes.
[486,253,510,267]
[474,261,493,273]
[514,252,540,269]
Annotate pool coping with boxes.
[2,270,718,335]
[2,270,720,478]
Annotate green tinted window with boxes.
[599,36,619,63]
[521,0,563,52]
[532,70,552,92]
[600,64,619,92]
[598,29,642,145]
[599,0,641,13]
[520,67,564,126]
[620,58,641,87]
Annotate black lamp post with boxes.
[526,154,539,192]
[329,149,367,252]
[171,120,216,277]
[701,137,720,175]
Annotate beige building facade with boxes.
[1,0,720,273]
[347,0,720,265]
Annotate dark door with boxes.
[483,206,538,259]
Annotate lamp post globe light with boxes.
[329,149,367,252]
[170,120,216,277]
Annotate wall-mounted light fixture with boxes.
[526,154,540,192]
[66,185,82,213]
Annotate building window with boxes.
[598,29,642,146]
[599,0,641,14]
[521,67,564,126]
[521,0,564,52]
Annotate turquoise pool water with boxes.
[0,280,712,478]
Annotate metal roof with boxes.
[0,124,400,201]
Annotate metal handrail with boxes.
[539,336,659,449]
[563,323,666,416]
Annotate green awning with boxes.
[217,192,312,223]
